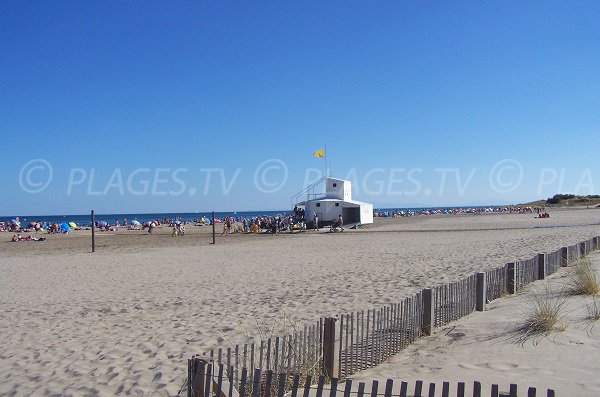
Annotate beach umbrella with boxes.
[28,221,38,227]
[98,220,108,227]
[68,222,77,229]
[131,220,141,226]
[59,222,70,232]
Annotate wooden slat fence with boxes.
[567,243,581,262]
[338,294,423,378]
[189,236,600,391]
[485,266,506,302]
[545,250,562,275]
[433,274,477,328]
[515,256,539,292]
[187,359,556,397]
[197,320,325,391]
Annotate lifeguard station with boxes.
[292,177,373,227]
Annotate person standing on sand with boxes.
[221,217,230,236]
[338,214,344,231]
[313,212,319,230]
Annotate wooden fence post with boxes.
[91,210,95,253]
[507,263,516,294]
[560,247,568,266]
[421,289,434,336]
[476,272,486,312]
[537,253,546,280]
[212,211,216,245]
[323,317,339,378]
[191,357,208,397]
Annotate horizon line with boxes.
[0,203,540,219]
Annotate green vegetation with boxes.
[568,257,600,296]
[586,296,600,321]
[521,194,600,207]
[520,284,568,340]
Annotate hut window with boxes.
[335,203,340,207]
[316,203,321,207]
[333,183,337,187]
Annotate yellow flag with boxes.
[312,148,325,158]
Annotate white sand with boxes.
[1,209,599,396]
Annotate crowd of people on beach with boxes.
[373,206,546,218]
[0,218,78,234]
[218,214,304,235]
[4,204,557,242]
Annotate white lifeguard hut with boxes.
[292,177,373,226]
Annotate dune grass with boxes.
[519,284,567,342]
[568,257,600,295]
[586,296,600,321]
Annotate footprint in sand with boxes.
[484,362,519,370]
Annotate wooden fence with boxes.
[187,359,556,397]
[337,294,423,377]
[433,274,477,329]
[189,236,600,393]
[196,323,325,391]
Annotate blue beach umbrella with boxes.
[59,222,70,232]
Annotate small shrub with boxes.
[520,285,567,339]
[587,296,600,321]
[568,258,600,295]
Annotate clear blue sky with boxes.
[1,1,599,215]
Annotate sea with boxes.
[0,211,289,227]
[0,206,498,227]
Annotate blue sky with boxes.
[1,1,599,215]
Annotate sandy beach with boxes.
[1,208,599,396]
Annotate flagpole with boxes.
[324,144,328,176]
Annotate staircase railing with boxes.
[290,176,326,207]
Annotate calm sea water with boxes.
[0,211,291,226]
[0,206,496,227]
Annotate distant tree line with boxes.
[546,194,600,204]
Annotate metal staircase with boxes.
[290,176,327,208]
